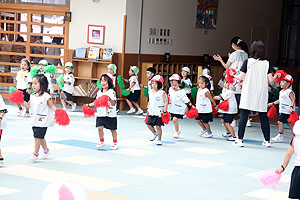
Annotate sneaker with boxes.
[116,109,120,113]
[156,140,163,145]
[30,153,38,161]
[173,131,181,139]
[231,120,236,127]
[150,132,158,141]
[71,103,77,112]
[96,142,105,149]
[127,108,135,114]
[0,158,4,166]
[110,143,118,150]
[246,119,252,127]
[17,108,23,117]
[232,139,244,147]
[136,109,143,115]
[226,137,236,141]
[198,130,207,136]
[201,132,213,138]
[262,140,271,148]
[42,149,50,159]
[222,133,232,138]
[23,112,30,118]
[272,134,284,143]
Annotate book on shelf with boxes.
[75,48,86,58]
[88,47,100,59]
[102,47,113,60]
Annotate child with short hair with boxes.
[124,66,143,115]
[87,73,118,150]
[180,67,192,98]
[168,74,192,138]
[29,74,57,161]
[268,74,295,143]
[107,64,117,87]
[140,67,156,92]
[145,75,168,145]
[16,58,32,117]
[60,62,76,111]
[0,95,7,166]
[196,74,217,138]
[213,80,238,141]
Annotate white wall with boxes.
[125,0,283,59]
[69,0,126,53]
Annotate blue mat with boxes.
[243,139,263,145]
[51,139,112,151]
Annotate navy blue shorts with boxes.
[195,113,213,123]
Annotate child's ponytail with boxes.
[231,36,249,54]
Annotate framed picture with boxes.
[87,25,105,45]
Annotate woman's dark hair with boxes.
[100,74,114,90]
[199,75,211,90]
[33,74,48,95]
[16,35,24,42]
[52,37,63,45]
[249,41,265,60]
[231,36,248,53]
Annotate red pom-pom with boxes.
[8,90,24,104]
[274,70,287,83]
[144,112,149,123]
[94,95,111,108]
[267,106,277,118]
[186,107,198,118]
[82,104,95,118]
[226,68,237,84]
[55,109,70,126]
[161,111,170,125]
[211,103,218,115]
[218,100,229,111]
[288,111,299,124]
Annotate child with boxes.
[87,73,118,150]
[268,74,295,143]
[146,75,168,145]
[217,69,226,92]
[275,120,300,199]
[16,58,32,117]
[213,80,238,141]
[140,67,156,92]
[37,59,54,94]
[29,74,56,161]
[180,67,192,98]
[196,74,217,138]
[124,66,143,115]
[107,64,117,87]
[168,74,192,138]
[0,95,7,166]
[60,62,77,111]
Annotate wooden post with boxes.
[121,15,127,77]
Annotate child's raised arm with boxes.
[275,139,294,174]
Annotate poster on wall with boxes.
[195,0,218,29]
[87,25,105,45]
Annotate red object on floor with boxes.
[218,100,229,111]
[267,106,277,118]
[82,104,95,118]
[288,111,299,124]
[55,109,70,126]
[8,90,24,104]
[144,112,149,123]
[161,111,171,125]
[186,107,198,118]
[94,95,111,108]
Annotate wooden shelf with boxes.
[75,77,98,81]
[73,58,112,64]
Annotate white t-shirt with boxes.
[45,73,53,92]
[279,88,295,114]
[218,78,224,89]
[62,73,75,94]
[96,89,117,118]
[182,78,192,94]
[0,95,7,129]
[16,70,32,90]
[129,75,140,92]
[168,87,190,115]
[30,93,54,127]
[196,88,212,113]
[228,50,248,94]
[218,89,237,114]
[148,90,165,116]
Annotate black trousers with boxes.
[238,109,270,141]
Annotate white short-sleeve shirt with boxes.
[30,93,54,127]
[129,75,141,92]
[16,70,32,90]
[148,90,165,116]
[196,88,212,113]
[0,95,7,129]
[218,89,237,114]
[182,78,192,94]
[62,73,75,94]
[96,89,117,118]
[279,88,295,114]
[168,87,190,115]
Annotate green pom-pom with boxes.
[30,66,40,78]
[9,86,17,94]
[191,87,198,98]
[96,80,102,89]
[43,64,56,74]
[184,82,188,88]
[143,87,149,97]
[117,75,125,89]
[57,75,64,89]
[121,89,130,96]
[30,86,34,94]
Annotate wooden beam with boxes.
[0,62,20,66]
[0,30,27,35]
[0,72,17,77]
[30,54,63,59]
[121,15,127,78]
[0,83,16,87]
[0,51,26,56]
[31,32,64,38]
[0,3,69,13]
[0,20,26,24]
[31,22,65,27]
[0,41,25,46]
[30,43,64,48]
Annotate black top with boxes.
[240,59,271,74]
